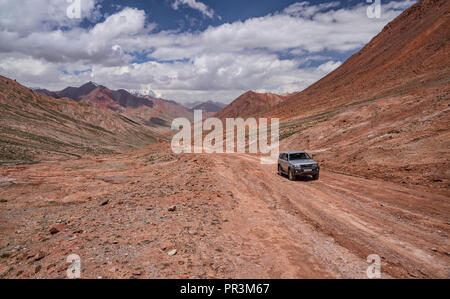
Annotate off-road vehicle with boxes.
[278,151,320,181]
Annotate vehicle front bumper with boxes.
[294,168,319,176]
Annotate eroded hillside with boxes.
[0,76,164,164]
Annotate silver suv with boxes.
[278,151,320,181]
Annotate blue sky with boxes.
[87,0,395,32]
[0,0,416,104]
[92,0,342,31]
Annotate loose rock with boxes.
[34,251,46,261]
[49,224,66,235]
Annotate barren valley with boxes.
[0,0,449,279]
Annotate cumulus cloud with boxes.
[283,1,340,18]
[0,0,417,103]
[317,60,342,73]
[0,7,152,66]
[172,0,216,19]
[119,1,414,61]
[0,0,101,34]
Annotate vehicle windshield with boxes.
[289,153,311,161]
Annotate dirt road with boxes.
[211,153,450,278]
[0,147,449,278]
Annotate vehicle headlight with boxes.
[295,165,302,169]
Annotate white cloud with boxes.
[0,55,54,77]
[0,0,101,34]
[0,7,151,66]
[317,60,342,73]
[283,1,340,18]
[0,0,417,103]
[120,1,413,61]
[172,0,215,19]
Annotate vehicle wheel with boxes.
[313,173,319,180]
[278,165,282,176]
[288,168,296,181]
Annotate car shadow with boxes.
[279,173,315,182]
[296,176,315,182]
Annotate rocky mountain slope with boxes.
[215,91,288,119]
[251,0,449,190]
[36,82,98,102]
[189,101,225,118]
[190,101,225,112]
[37,83,193,136]
[266,0,449,121]
[0,76,164,165]
[118,98,194,135]
[0,0,449,280]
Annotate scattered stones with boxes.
[49,224,66,235]
[97,176,130,184]
[35,265,42,273]
[431,248,438,252]
[0,253,11,259]
[100,200,109,206]
[168,249,177,256]
[168,205,176,212]
[0,199,7,203]
[133,267,143,276]
[34,251,46,262]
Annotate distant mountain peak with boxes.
[215,91,288,119]
[189,100,226,113]
[81,81,99,88]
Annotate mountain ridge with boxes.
[215,91,288,119]
[35,82,193,135]
[271,0,450,189]
[0,75,165,164]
